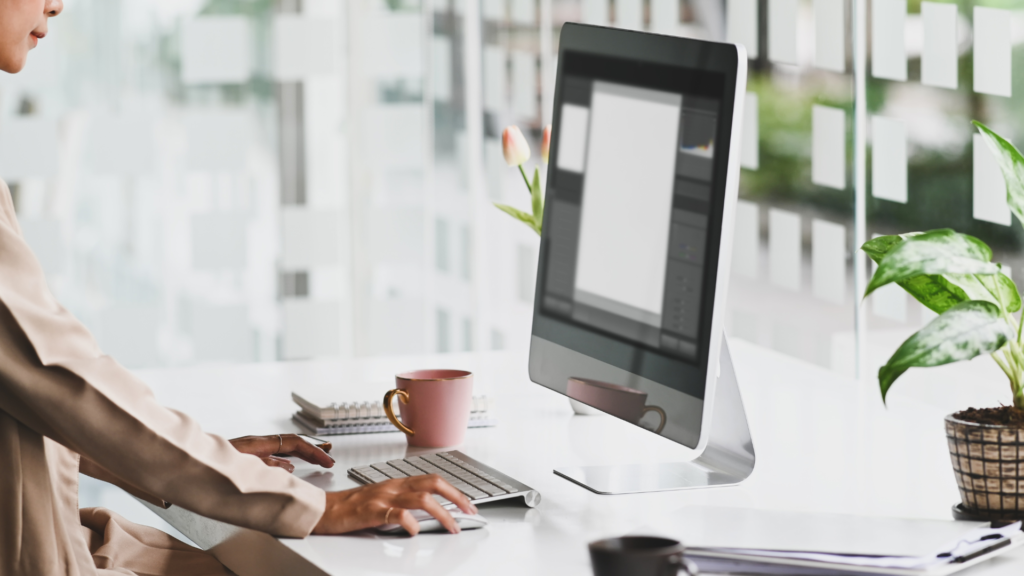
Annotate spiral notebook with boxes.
[291,391,496,436]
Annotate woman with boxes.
[0,2,475,575]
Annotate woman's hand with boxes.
[313,475,477,536]
[230,434,334,473]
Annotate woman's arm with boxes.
[0,180,472,536]
[0,195,324,537]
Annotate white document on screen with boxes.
[573,81,681,328]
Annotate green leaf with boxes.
[946,267,1021,313]
[878,300,1013,403]
[973,121,1024,228]
[864,229,999,297]
[494,203,540,235]
[530,167,543,232]
[860,233,1016,314]
[862,234,908,264]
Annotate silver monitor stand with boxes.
[553,337,755,494]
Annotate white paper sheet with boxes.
[283,300,340,359]
[733,200,759,278]
[582,0,610,26]
[271,15,336,81]
[651,0,680,35]
[484,45,508,112]
[512,50,538,119]
[557,103,590,173]
[871,116,907,203]
[769,208,801,291]
[0,117,58,180]
[871,0,907,81]
[768,0,799,65]
[973,7,1012,97]
[180,16,251,85]
[433,35,453,103]
[282,208,342,269]
[973,133,1012,225]
[510,0,536,24]
[191,213,248,271]
[812,105,846,190]
[727,0,760,59]
[921,2,957,89]
[741,92,759,170]
[812,219,846,304]
[814,0,845,72]
[616,0,643,31]
[642,506,1001,558]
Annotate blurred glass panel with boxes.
[727,0,856,373]
[864,0,1024,386]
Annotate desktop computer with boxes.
[528,23,753,494]
[351,23,753,503]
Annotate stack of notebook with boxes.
[292,390,496,436]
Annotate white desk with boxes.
[124,339,1024,575]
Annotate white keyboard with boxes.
[348,451,541,508]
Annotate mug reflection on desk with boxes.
[567,378,667,434]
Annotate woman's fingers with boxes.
[229,434,334,469]
[311,475,478,536]
[394,509,420,536]
[260,456,295,473]
[410,474,478,515]
[277,434,335,468]
[395,490,461,534]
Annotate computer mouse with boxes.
[376,508,488,535]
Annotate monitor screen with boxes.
[530,29,740,450]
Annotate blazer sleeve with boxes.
[0,182,325,538]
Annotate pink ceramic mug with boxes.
[383,369,474,448]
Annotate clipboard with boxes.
[637,506,1023,576]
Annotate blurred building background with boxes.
[2,0,1022,382]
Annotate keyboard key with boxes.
[388,460,428,476]
[371,463,408,479]
[349,452,537,506]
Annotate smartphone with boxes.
[297,433,332,453]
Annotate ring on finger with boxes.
[384,507,394,524]
[276,434,282,454]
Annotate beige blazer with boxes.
[0,181,326,575]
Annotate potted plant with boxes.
[863,121,1024,521]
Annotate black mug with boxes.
[589,536,699,576]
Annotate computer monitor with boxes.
[529,24,753,494]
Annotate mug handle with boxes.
[383,389,415,436]
[642,405,667,434]
[668,553,700,576]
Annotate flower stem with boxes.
[518,164,532,193]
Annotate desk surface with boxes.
[131,339,1024,576]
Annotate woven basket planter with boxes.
[945,414,1024,520]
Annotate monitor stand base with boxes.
[553,337,755,495]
